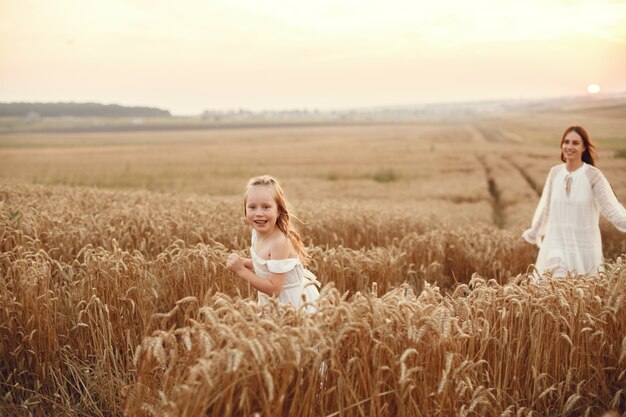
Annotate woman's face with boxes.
[562,130,586,163]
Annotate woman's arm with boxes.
[522,167,555,245]
[589,168,626,232]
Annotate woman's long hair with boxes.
[560,125,596,166]
[244,175,309,264]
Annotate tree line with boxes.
[0,102,171,117]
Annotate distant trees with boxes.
[0,102,171,117]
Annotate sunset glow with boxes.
[587,84,601,94]
[1,0,625,114]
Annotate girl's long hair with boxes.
[560,125,596,166]
[244,175,310,264]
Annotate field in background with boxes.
[1,97,626,231]
[1,98,625,416]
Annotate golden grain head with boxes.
[2,154,626,417]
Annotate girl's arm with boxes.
[242,258,254,271]
[227,256,286,297]
[227,255,287,296]
[227,239,291,297]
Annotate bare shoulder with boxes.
[269,231,295,260]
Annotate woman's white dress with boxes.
[250,230,320,312]
[522,162,626,277]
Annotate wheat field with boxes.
[1,108,626,416]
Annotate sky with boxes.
[1,0,626,115]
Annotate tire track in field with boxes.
[476,155,506,229]
[474,124,504,143]
[473,124,525,144]
[503,157,542,197]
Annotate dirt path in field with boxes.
[503,156,542,197]
[476,155,505,228]
[474,125,503,143]
[473,124,525,144]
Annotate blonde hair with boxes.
[243,175,309,264]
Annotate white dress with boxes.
[250,230,320,312]
[522,163,626,277]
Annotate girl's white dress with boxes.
[250,230,320,312]
[522,162,626,277]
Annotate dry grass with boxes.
[125,269,626,417]
[1,121,624,233]
[1,113,626,416]
[1,183,625,416]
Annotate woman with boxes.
[522,125,626,277]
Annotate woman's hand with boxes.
[521,229,536,245]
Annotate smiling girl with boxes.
[227,175,320,311]
[522,125,626,277]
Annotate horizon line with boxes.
[2,90,625,116]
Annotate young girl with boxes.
[227,175,320,311]
[522,125,626,277]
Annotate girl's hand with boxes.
[227,253,244,274]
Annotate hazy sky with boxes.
[1,0,626,115]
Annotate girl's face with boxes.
[245,185,279,234]
[562,131,586,163]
